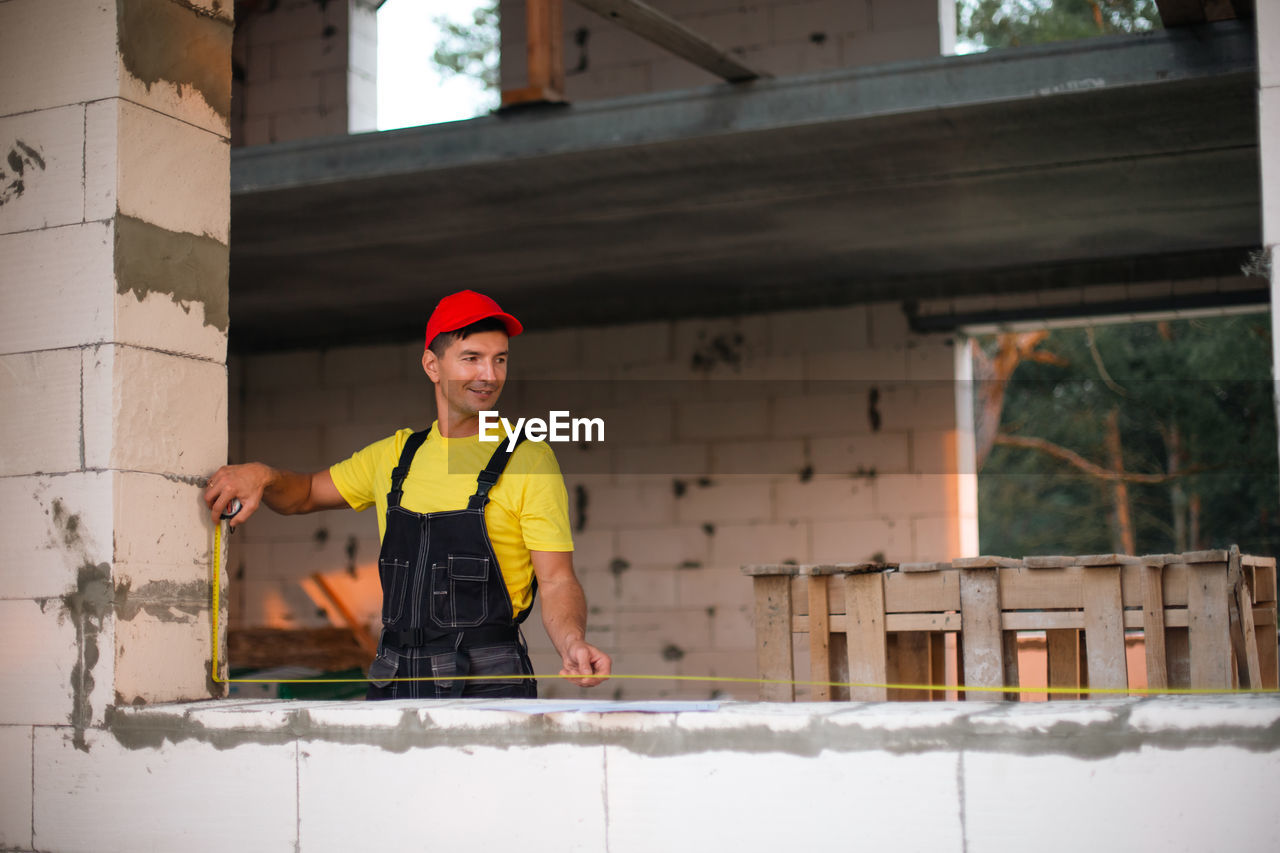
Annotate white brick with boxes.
[712,438,806,476]
[712,601,755,650]
[0,0,117,115]
[596,565,680,611]
[272,35,348,77]
[113,609,213,704]
[116,99,230,243]
[584,482,676,529]
[775,476,875,521]
[321,343,407,386]
[874,473,960,517]
[649,58,721,92]
[299,742,605,851]
[708,520,808,568]
[963,747,1279,853]
[240,350,322,391]
[589,401,673,444]
[563,62,651,101]
[606,747,961,853]
[581,321,670,368]
[83,98,117,223]
[614,442,710,477]
[0,725,32,850]
[241,425,325,472]
[912,428,958,475]
[112,472,210,585]
[323,421,399,465]
[673,314,770,370]
[86,345,228,478]
[0,472,112,599]
[811,431,910,475]
[677,397,770,439]
[617,525,709,567]
[246,385,353,429]
[807,345,909,381]
[0,223,114,355]
[868,301,912,345]
[34,728,297,852]
[0,105,85,234]
[770,304,869,355]
[771,389,872,437]
[678,564,758,610]
[811,516,910,562]
[907,338,958,381]
[912,514,960,561]
[675,480,772,524]
[0,349,81,477]
[515,327,582,373]
[0,600,78,725]
[772,0,871,42]
[615,606,713,652]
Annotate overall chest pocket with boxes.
[429,555,490,628]
[378,556,412,625]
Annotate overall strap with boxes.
[466,434,526,510]
[386,430,430,509]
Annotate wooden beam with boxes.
[844,572,888,701]
[807,575,831,701]
[502,0,566,108]
[573,0,765,83]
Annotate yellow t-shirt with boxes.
[328,424,573,617]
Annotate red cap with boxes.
[424,290,523,351]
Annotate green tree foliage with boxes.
[978,315,1280,556]
[432,2,500,90]
[958,0,1162,50]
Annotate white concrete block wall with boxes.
[14,696,1279,853]
[232,0,378,145]
[1262,3,1280,461]
[229,300,971,700]
[1,9,233,849]
[501,0,955,101]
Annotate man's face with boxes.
[423,330,509,419]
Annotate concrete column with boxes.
[0,0,232,787]
[1263,4,1280,461]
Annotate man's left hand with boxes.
[559,640,612,688]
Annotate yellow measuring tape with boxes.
[212,522,1275,696]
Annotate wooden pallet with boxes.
[743,548,1279,701]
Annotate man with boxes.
[204,290,611,699]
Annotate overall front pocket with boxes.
[429,554,490,628]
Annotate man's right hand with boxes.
[203,463,275,529]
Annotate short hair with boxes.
[427,317,509,358]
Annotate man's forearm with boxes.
[538,576,589,659]
[257,465,318,514]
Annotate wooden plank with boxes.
[959,568,1003,700]
[1187,561,1232,689]
[1255,610,1278,691]
[1233,550,1262,689]
[1004,611,1083,631]
[1022,556,1077,569]
[844,572,888,701]
[929,633,947,701]
[1002,630,1021,702]
[574,0,764,82]
[1077,553,1143,567]
[798,612,962,633]
[1241,554,1277,569]
[809,562,895,575]
[1253,562,1277,603]
[1082,565,1128,694]
[807,575,831,701]
[829,633,851,701]
[884,570,961,613]
[953,556,1022,569]
[887,632,933,701]
[742,564,804,576]
[753,575,794,701]
[1141,564,1168,689]
[1166,627,1191,689]
[999,566,1082,610]
[899,562,951,573]
[1181,549,1231,564]
[1046,629,1080,700]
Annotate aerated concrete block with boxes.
[0,472,113,600]
[0,222,113,355]
[33,727,297,853]
[0,725,33,851]
[0,105,86,235]
[0,349,82,477]
[0,0,117,116]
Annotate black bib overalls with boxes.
[365,430,537,700]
